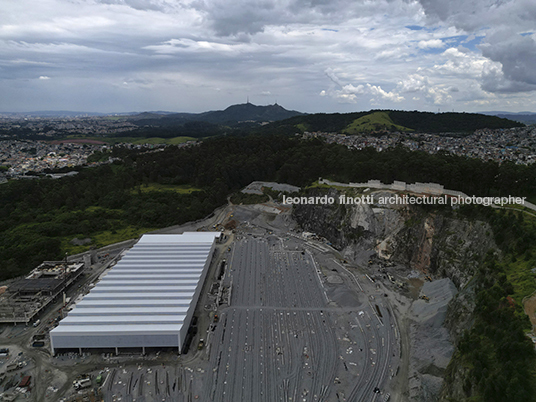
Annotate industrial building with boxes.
[0,261,84,324]
[50,232,219,355]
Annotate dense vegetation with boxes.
[2,109,523,142]
[261,110,523,135]
[450,254,536,401]
[2,134,536,283]
[439,205,536,401]
[260,111,370,134]
[388,111,523,133]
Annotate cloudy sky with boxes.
[1,0,536,113]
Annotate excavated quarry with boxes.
[293,187,496,401]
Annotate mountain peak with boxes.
[207,102,304,123]
[129,102,304,127]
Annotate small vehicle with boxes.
[74,378,91,390]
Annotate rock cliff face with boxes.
[293,187,496,401]
[293,188,494,287]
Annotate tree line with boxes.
[1,133,536,281]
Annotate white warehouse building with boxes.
[50,232,219,355]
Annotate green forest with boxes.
[2,133,536,281]
[2,109,523,141]
[260,109,523,135]
[440,205,536,401]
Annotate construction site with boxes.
[0,260,85,325]
[0,183,469,402]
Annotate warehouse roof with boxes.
[50,232,218,351]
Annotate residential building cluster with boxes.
[303,126,536,165]
[0,138,200,180]
[0,140,107,176]
[0,115,138,137]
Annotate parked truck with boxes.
[73,378,91,390]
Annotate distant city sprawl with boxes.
[0,140,109,177]
[0,140,196,179]
[0,115,138,137]
[303,126,536,165]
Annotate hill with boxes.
[260,109,524,134]
[130,102,304,127]
[481,111,536,124]
[196,102,304,124]
[389,110,524,132]
[342,111,412,134]
[496,114,536,125]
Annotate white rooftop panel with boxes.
[51,232,218,352]
[90,286,197,293]
[126,255,207,260]
[51,324,182,334]
[127,250,211,255]
[102,274,202,280]
[68,307,189,316]
[97,280,200,286]
[113,264,203,273]
[136,232,218,244]
[76,299,192,307]
[112,262,206,267]
[118,257,207,267]
[84,292,195,299]
[136,242,211,245]
[100,274,201,280]
[60,315,186,325]
[126,246,212,251]
[119,257,208,261]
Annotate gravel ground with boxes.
[408,278,458,401]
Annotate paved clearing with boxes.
[204,236,399,401]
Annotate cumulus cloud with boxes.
[434,47,492,78]
[367,84,405,103]
[323,68,404,104]
[397,74,452,105]
[417,39,444,49]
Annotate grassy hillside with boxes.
[257,112,369,134]
[342,111,412,134]
[261,109,523,135]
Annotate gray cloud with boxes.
[480,30,536,92]
[418,0,536,32]
[192,0,407,36]
[1,0,536,112]
[417,0,536,94]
